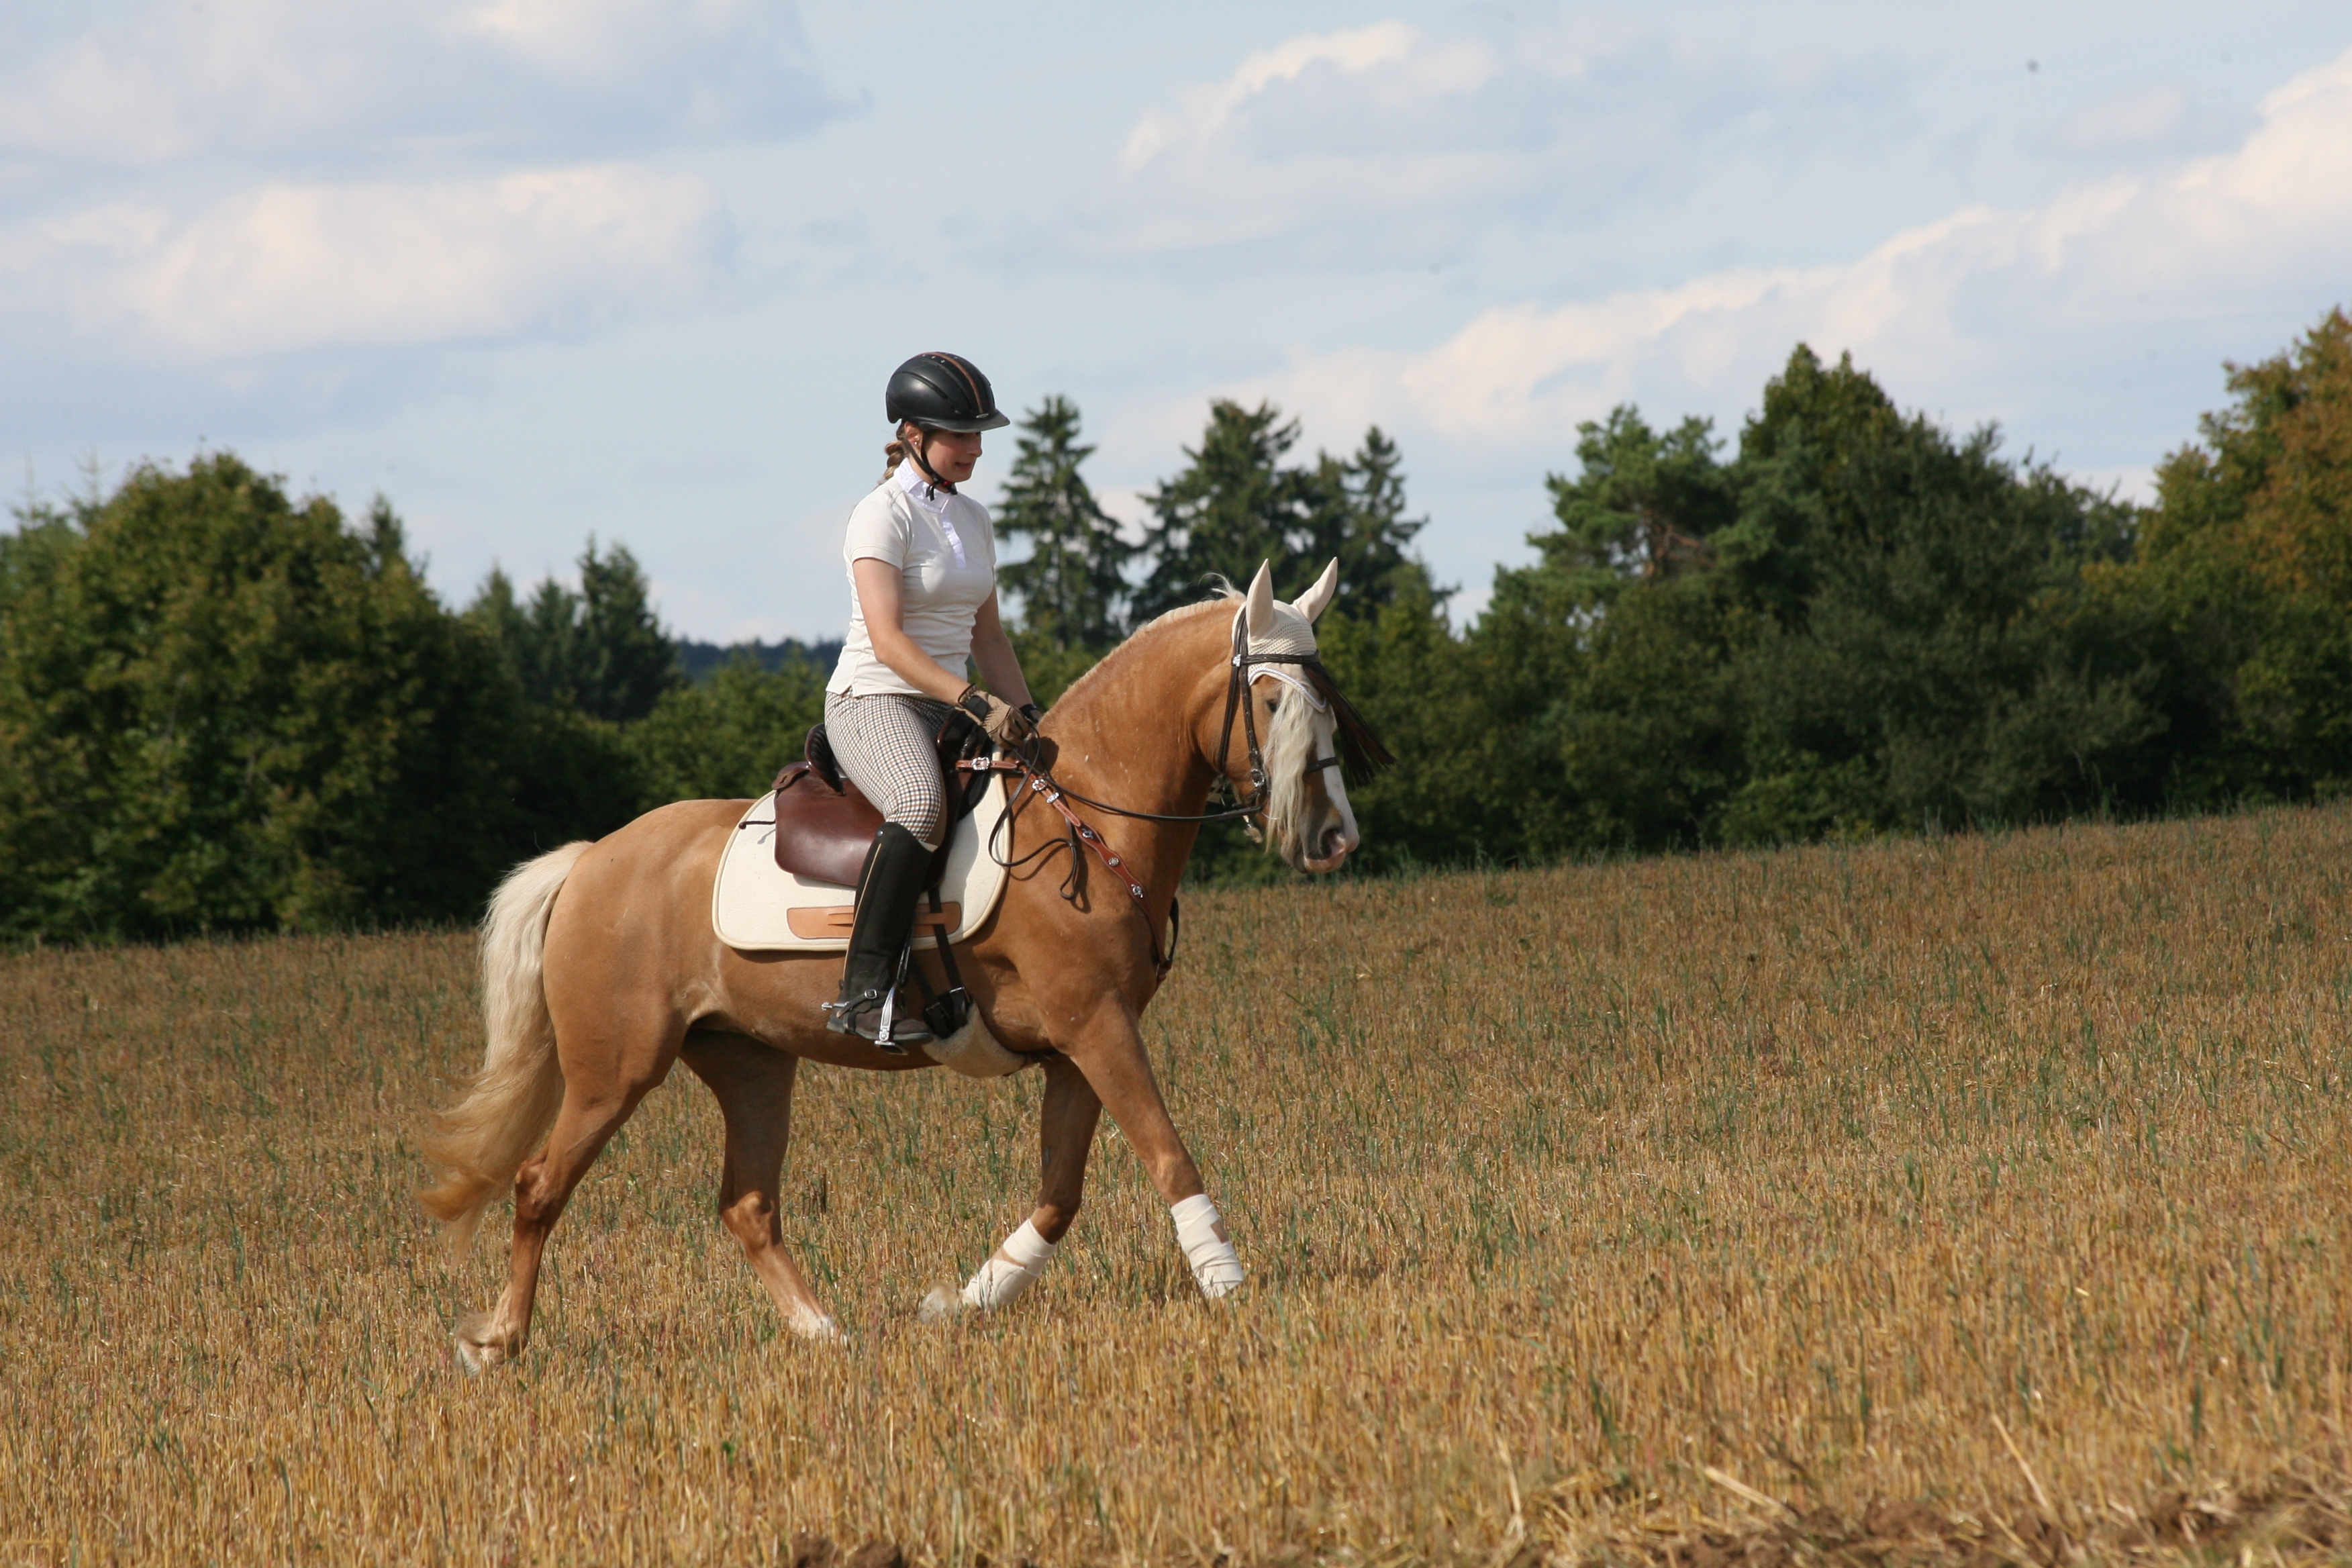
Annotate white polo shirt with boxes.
[826,463,999,697]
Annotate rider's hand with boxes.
[958,686,1030,744]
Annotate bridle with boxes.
[1212,606,1343,807]
[961,604,1389,978]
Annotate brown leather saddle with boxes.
[765,715,990,889]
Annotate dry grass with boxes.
[6,805,2352,1566]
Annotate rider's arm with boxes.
[968,593,1036,711]
[850,556,975,706]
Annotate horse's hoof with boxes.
[788,1306,848,1344]
[453,1311,513,1373]
[454,1333,513,1374]
[917,1286,966,1324]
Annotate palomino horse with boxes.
[420,560,1377,1367]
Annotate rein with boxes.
[958,605,1394,981]
[967,752,1182,978]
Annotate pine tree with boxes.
[1536,407,1736,604]
[1135,401,1436,624]
[575,541,679,723]
[1307,426,1439,609]
[994,396,1135,649]
[465,541,679,722]
[462,566,530,679]
[1132,401,1314,624]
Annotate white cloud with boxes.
[0,1,837,367]
[1225,46,2352,456]
[0,0,838,166]
[1072,16,1910,267]
[1118,22,1427,171]
[2038,83,2248,160]
[2,164,733,358]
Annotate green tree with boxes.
[995,396,1135,650]
[1310,574,1490,873]
[464,565,530,679]
[1717,348,2155,838]
[628,657,826,805]
[2112,307,2352,800]
[1472,345,2163,856]
[467,540,680,722]
[578,542,680,722]
[1303,426,1438,610]
[1133,401,1436,625]
[1537,407,1739,601]
[457,562,649,854]
[1134,401,1312,624]
[0,456,520,936]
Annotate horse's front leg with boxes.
[1054,996,1246,1300]
[940,1052,1101,1315]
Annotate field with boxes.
[6,806,2352,1566]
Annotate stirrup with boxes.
[822,989,936,1051]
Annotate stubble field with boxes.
[5,805,2352,1566]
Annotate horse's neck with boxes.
[1040,612,1228,892]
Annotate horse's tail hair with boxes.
[418,840,592,1261]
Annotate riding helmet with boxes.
[886,352,1010,432]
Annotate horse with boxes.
[418,559,1382,1367]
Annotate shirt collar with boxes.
[895,458,954,513]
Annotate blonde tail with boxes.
[418,841,592,1260]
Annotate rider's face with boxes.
[908,425,983,485]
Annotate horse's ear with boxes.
[1245,561,1277,641]
[1293,558,1340,624]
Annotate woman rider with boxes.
[822,352,1039,1040]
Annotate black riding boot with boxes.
[823,823,934,1044]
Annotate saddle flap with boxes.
[772,767,885,887]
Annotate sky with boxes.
[4,1,2349,639]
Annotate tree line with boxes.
[3,307,2347,938]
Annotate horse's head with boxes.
[1218,559,1391,875]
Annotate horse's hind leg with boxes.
[680,1036,842,1342]
[455,1047,674,1372]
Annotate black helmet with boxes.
[886,352,1010,432]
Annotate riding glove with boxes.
[957,686,1030,743]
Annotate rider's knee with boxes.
[887,790,946,851]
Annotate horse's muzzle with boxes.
[1304,824,1357,874]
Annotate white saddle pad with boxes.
[710,776,1014,952]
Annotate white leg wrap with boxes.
[1171,1193,1245,1299]
[959,1219,1056,1312]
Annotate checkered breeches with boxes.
[823,691,958,849]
